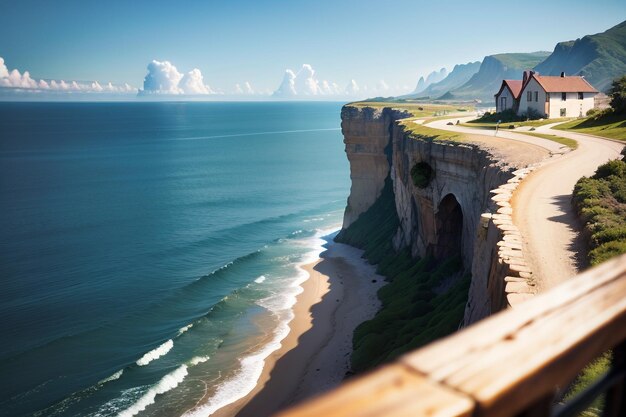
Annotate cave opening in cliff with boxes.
[434,194,463,262]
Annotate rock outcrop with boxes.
[340,105,538,325]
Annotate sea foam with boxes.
[189,356,210,366]
[98,369,124,385]
[177,324,193,336]
[254,275,266,284]
[182,227,338,417]
[117,365,188,417]
[136,340,173,366]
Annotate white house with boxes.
[494,80,522,113]
[495,71,598,118]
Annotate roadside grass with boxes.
[564,353,611,416]
[573,158,626,266]
[399,118,466,142]
[462,118,572,129]
[554,113,626,140]
[517,132,578,149]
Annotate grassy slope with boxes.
[451,52,550,101]
[564,157,626,416]
[573,158,626,266]
[466,118,572,128]
[399,119,465,143]
[519,132,578,149]
[336,176,470,373]
[535,20,626,92]
[554,113,626,141]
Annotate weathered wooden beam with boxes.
[276,254,626,417]
[276,364,475,417]
[402,254,626,417]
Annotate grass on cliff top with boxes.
[554,113,626,141]
[399,118,465,143]
[348,101,471,118]
[517,132,578,150]
[463,118,572,129]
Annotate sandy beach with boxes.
[212,241,384,417]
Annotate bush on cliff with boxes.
[336,175,470,374]
[411,162,434,189]
[573,157,626,266]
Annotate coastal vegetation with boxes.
[349,101,469,118]
[564,152,626,416]
[516,132,578,149]
[572,154,626,266]
[399,119,464,142]
[335,177,470,373]
[410,162,433,189]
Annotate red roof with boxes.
[505,80,523,98]
[533,75,598,93]
[495,80,523,99]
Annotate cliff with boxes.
[339,105,539,333]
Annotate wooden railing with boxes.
[277,253,626,417]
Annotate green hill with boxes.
[451,52,550,102]
[534,19,626,92]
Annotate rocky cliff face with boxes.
[340,106,412,227]
[340,106,527,324]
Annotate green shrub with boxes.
[337,174,470,373]
[573,159,626,266]
[594,160,625,179]
[411,162,434,188]
[470,109,522,123]
[586,108,599,117]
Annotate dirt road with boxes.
[426,117,624,290]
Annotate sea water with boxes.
[0,101,349,416]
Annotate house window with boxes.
[534,91,538,102]
[561,92,567,101]
[578,92,584,100]
[500,97,507,110]
[546,93,550,102]
[527,91,532,102]
[560,108,566,117]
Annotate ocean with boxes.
[0,101,349,416]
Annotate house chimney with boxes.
[560,71,565,77]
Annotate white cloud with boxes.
[234,81,255,95]
[180,68,214,94]
[0,57,8,78]
[273,69,297,97]
[294,64,321,96]
[140,60,214,95]
[345,79,360,95]
[377,79,389,92]
[141,60,183,94]
[0,56,137,94]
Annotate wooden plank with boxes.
[275,364,475,417]
[401,254,626,417]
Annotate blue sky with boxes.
[0,0,624,96]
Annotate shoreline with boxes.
[211,241,384,417]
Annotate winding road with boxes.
[425,116,624,291]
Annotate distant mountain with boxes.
[534,19,626,92]
[419,61,481,98]
[413,68,448,94]
[450,52,550,101]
